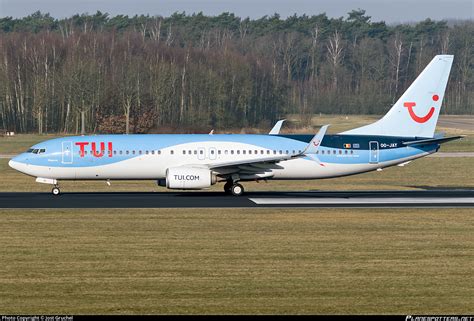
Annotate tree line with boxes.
[0,10,472,134]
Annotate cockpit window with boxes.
[28,148,46,154]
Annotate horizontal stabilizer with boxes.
[403,135,464,146]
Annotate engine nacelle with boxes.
[161,167,216,189]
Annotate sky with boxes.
[0,0,472,23]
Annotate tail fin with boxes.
[341,55,454,138]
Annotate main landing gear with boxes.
[224,181,245,196]
[52,185,61,196]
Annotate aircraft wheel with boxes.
[230,183,244,196]
[52,187,61,196]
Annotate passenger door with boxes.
[369,141,379,164]
[62,141,73,164]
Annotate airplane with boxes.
[9,55,463,196]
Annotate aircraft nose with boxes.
[9,159,21,170]
[9,154,28,172]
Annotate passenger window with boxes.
[237,150,240,154]
[132,151,136,155]
[242,150,246,154]
[333,150,336,154]
[199,150,203,155]
[189,150,192,154]
[211,150,215,154]
[273,150,276,154]
[114,151,117,155]
[194,150,197,155]
[339,150,342,154]
[171,150,174,155]
[350,150,354,154]
[267,150,270,154]
[279,150,282,154]
[218,150,221,155]
[345,150,348,154]
[231,150,234,155]
[182,150,186,155]
[145,151,149,155]
[225,150,228,155]
[151,150,155,155]
[322,150,325,154]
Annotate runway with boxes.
[0,190,473,208]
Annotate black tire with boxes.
[52,187,61,196]
[230,183,244,196]
[224,181,232,194]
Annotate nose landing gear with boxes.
[52,186,61,196]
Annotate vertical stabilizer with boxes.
[341,55,453,138]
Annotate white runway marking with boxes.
[249,197,474,205]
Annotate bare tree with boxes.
[390,34,403,98]
[441,31,450,54]
[179,49,190,123]
[326,30,344,90]
[310,25,320,81]
[150,17,162,42]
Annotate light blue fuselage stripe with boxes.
[14,134,436,167]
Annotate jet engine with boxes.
[158,167,217,189]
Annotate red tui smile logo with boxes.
[403,95,439,123]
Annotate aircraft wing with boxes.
[268,119,286,135]
[201,124,330,173]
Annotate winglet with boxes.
[269,119,286,135]
[302,125,329,154]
